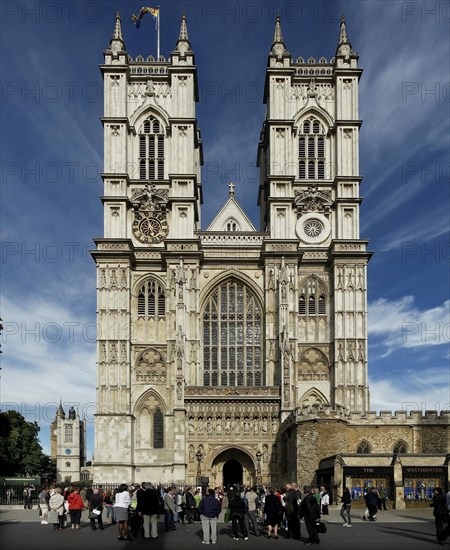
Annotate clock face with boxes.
[53,429,58,436]
[64,449,72,455]
[133,211,168,244]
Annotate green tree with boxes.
[0,410,52,477]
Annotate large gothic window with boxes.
[137,279,166,320]
[298,117,326,180]
[139,116,165,180]
[203,280,262,386]
[298,277,327,317]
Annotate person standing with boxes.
[431,487,447,545]
[244,486,260,537]
[264,487,283,539]
[67,487,85,530]
[184,486,196,524]
[163,487,176,531]
[38,487,50,525]
[339,487,352,527]
[320,489,330,516]
[113,484,132,541]
[137,482,160,540]
[284,483,301,539]
[198,488,221,544]
[87,489,104,531]
[379,486,387,510]
[228,487,249,540]
[49,488,65,530]
[364,488,378,521]
[299,486,321,546]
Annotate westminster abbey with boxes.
[89,11,449,508]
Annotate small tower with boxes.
[52,402,86,483]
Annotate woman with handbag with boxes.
[88,489,104,531]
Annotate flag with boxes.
[132,6,159,29]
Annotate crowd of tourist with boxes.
[31,482,450,545]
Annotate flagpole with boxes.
[157,7,160,60]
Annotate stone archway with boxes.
[210,447,256,488]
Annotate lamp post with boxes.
[256,450,262,486]
[196,450,203,487]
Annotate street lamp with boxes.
[256,450,262,486]
[196,450,203,487]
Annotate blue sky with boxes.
[1,0,449,458]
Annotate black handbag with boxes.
[315,520,327,533]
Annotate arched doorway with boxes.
[223,459,243,487]
[210,447,256,488]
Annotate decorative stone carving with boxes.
[298,348,329,381]
[135,349,166,384]
[294,186,333,216]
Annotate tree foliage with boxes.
[0,410,54,479]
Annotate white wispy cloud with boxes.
[369,367,450,413]
[369,296,450,356]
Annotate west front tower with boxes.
[92,12,202,482]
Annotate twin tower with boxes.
[92,11,371,487]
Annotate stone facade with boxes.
[90,12,449,507]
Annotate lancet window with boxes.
[137,279,166,320]
[298,277,327,317]
[139,116,165,180]
[298,117,326,180]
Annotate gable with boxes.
[206,196,256,232]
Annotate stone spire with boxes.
[57,399,65,419]
[336,14,352,57]
[175,12,192,54]
[109,10,126,52]
[271,14,287,56]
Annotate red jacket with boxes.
[67,492,85,510]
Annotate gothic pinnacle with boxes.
[336,13,353,57]
[271,14,287,56]
[113,10,123,42]
[175,11,191,53]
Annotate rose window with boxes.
[303,219,323,237]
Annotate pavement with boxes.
[0,505,447,550]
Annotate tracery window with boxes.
[356,440,371,454]
[139,116,165,180]
[203,280,262,386]
[298,277,327,317]
[137,279,166,320]
[64,424,73,443]
[298,117,326,180]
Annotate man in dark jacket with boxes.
[284,483,301,539]
[299,486,320,545]
[199,488,222,544]
[431,487,448,544]
[185,487,196,524]
[137,482,160,539]
[364,488,378,521]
